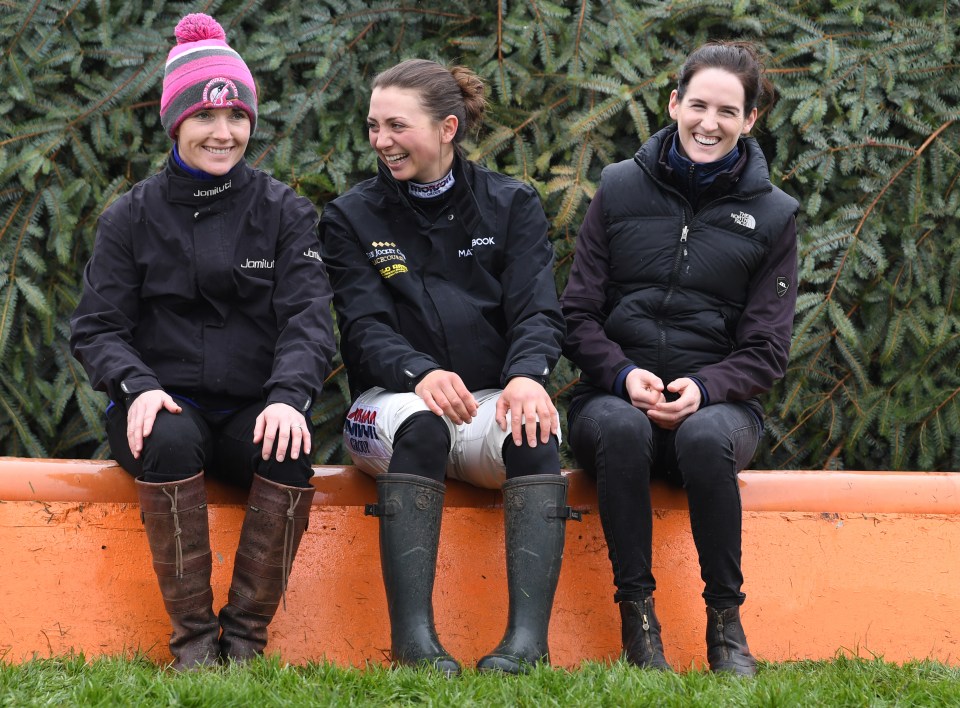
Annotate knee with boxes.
[503,425,560,478]
[394,412,451,458]
[258,455,314,488]
[675,414,739,489]
[579,405,651,456]
[139,412,205,482]
[388,411,451,482]
[675,413,733,456]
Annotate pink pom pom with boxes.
[174,13,226,45]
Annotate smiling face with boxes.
[367,86,458,183]
[668,67,757,164]
[175,107,250,175]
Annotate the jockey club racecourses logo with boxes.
[203,77,239,107]
[367,241,408,279]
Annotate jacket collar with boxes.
[376,151,483,234]
[635,124,772,200]
[165,156,252,206]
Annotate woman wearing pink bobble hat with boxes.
[70,13,335,669]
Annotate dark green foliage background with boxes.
[1,0,957,470]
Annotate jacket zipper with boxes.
[657,217,689,377]
[637,152,768,383]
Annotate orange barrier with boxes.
[1,458,958,669]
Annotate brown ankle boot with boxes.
[219,475,315,662]
[620,597,671,670]
[706,605,757,676]
[136,472,220,670]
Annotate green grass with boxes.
[1,655,958,707]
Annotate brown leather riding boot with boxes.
[219,475,315,662]
[136,472,220,670]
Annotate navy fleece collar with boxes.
[665,132,741,201]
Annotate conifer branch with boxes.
[826,120,955,302]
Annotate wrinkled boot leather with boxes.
[136,472,220,670]
[620,597,671,670]
[365,473,460,676]
[219,475,314,662]
[706,605,757,676]
[477,474,581,674]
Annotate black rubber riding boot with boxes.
[365,473,461,676]
[620,597,671,670]
[219,475,315,662]
[136,472,220,670]
[477,474,581,674]
[706,605,757,676]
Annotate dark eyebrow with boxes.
[688,96,741,114]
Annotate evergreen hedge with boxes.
[1,0,957,469]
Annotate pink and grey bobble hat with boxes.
[159,13,257,138]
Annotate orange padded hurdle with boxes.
[1,458,958,668]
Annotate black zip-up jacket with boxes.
[70,157,335,412]
[319,156,564,397]
[562,125,799,419]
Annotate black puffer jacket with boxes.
[562,125,799,417]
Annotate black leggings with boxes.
[386,411,560,483]
[106,397,314,488]
[568,392,761,608]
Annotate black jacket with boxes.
[70,157,335,412]
[562,125,799,417]
[319,156,564,396]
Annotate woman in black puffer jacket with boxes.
[562,40,799,676]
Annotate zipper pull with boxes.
[642,613,650,631]
[681,225,689,261]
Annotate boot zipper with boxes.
[716,611,729,662]
[640,602,653,657]
[642,604,653,654]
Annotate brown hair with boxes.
[372,59,487,142]
[676,40,773,114]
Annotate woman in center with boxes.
[319,59,575,674]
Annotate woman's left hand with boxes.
[647,377,702,430]
[253,403,311,462]
[496,377,559,447]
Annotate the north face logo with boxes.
[731,211,756,229]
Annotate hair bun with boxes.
[174,13,226,44]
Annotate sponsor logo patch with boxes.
[366,241,408,279]
[458,235,496,258]
[194,180,231,198]
[776,276,790,298]
[342,405,389,458]
[240,257,274,269]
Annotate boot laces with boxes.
[162,485,184,579]
[281,490,302,611]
